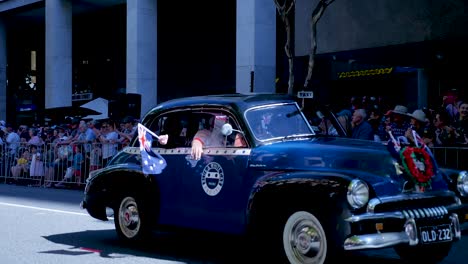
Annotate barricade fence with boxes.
[0,141,124,188]
[430,146,468,171]
[0,144,466,188]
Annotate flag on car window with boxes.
[138,123,167,174]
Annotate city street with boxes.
[0,183,467,264]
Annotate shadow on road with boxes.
[42,229,406,264]
[2,183,466,263]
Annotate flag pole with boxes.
[138,123,160,139]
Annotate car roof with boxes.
[146,93,298,116]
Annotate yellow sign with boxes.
[338,67,393,78]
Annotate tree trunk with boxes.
[274,0,296,95]
[304,0,335,90]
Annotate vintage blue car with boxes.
[81,93,468,264]
[312,106,468,233]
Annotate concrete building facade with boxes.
[0,0,466,125]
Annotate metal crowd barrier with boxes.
[0,141,126,188]
[429,146,468,171]
[0,143,466,188]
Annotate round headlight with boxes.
[347,179,369,209]
[457,171,468,197]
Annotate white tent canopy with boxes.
[80,97,109,120]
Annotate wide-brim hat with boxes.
[385,105,408,116]
[407,109,426,123]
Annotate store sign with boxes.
[338,67,393,78]
[297,91,314,99]
[17,104,36,112]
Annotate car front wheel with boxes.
[114,195,149,242]
[283,211,328,264]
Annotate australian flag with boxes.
[138,123,167,174]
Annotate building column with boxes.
[127,0,157,118]
[0,18,6,121]
[45,0,72,108]
[417,69,428,108]
[236,0,276,93]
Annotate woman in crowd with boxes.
[453,101,468,145]
[433,110,455,146]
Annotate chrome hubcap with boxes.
[284,211,326,264]
[118,197,140,238]
[291,222,321,258]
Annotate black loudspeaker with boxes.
[108,93,142,121]
[126,93,141,119]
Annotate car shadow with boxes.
[42,229,406,264]
[42,229,250,263]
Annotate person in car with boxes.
[191,114,246,160]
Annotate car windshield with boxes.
[245,103,314,141]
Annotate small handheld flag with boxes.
[138,123,167,174]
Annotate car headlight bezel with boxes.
[347,179,370,209]
[456,171,468,197]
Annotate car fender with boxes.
[246,171,355,226]
[86,163,161,221]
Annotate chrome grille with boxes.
[401,206,448,219]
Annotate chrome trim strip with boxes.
[367,192,458,213]
[451,213,462,240]
[402,210,410,219]
[418,209,425,218]
[423,208,430,217]
[344,232,410,250]
[124,146,251,156]
[367,198,380,213]
[346,212,405,222]
[346,205,454,222]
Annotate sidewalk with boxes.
[0,176,85,191]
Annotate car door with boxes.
[145,111,190,224]
[178,110,251,234]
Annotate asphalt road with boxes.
[0,183,467,264]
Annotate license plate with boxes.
[419,224,452,244]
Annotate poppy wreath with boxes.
[400,146,434,186]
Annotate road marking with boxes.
[0,202,88,216]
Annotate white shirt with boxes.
[6,132,20,155]
[101,131,119,159]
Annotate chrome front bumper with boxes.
[344,213,461,251]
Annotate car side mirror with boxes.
[221,123,234,136]
[221,123,243,136]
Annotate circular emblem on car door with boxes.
[201,162,224,196]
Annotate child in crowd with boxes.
[89,140,102,173]
[11,150,30,180]
[29,145,45,186]
[55,145,83,188]
[72,145,84,186]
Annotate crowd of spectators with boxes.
[0,116,137,187]
[1,91,467,186]
[332,91,468,147]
